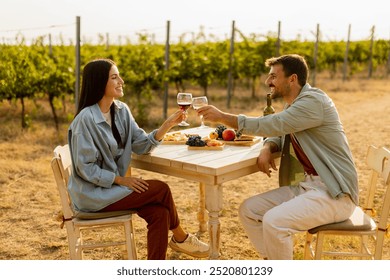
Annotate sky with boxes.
[1,0,389,44]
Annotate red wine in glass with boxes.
[177,93,192,126]
[178,103,191,111]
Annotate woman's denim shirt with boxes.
[67,100,160,212]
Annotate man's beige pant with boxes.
[238,175,356,259]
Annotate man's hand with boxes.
[197,105,224,123]
[197,105,238,129]
[257,146,278,177]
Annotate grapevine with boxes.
[1,33,389,129]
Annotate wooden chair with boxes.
[51,144,137,260]
[304,145,390,259]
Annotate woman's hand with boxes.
[155,110,184,141]
[115,176,149,193]
[165,109,185,127]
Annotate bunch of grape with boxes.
[215,125,227,139]
[186,135,206,147]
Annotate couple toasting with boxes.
[67,54,358,259]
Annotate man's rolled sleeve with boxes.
[237,114,262,133]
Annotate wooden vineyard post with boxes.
[163,20,170,119]
[227,20,235,109]
[343,24,351,81]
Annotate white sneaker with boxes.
[169,233,209,258]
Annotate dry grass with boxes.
[0,76,389,260]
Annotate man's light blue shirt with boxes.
[237,84,359,205]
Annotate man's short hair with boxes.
[265,54,309,87]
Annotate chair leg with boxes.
[374,232,385,260]
[304,232,314,259]
[124,219,137,260]
[129,220,138,260]
[314,232,325,260]
[64,222,79,259]
[75,227,83,259]
[359,235,368,259]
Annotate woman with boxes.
[67,58,209,259]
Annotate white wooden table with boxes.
[130,127,265,259]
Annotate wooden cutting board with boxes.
[162,132,189,145]
[219,136,261,146]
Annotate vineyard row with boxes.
[1,35,390,128]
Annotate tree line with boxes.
[1,33,389,129]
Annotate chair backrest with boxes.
[365,145,390,246]
[366,145,390,184]
[51,144,74,220]
[364,146,386,211]
[365,145,390,206]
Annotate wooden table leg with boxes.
[205,184,223,259]
[197,182,208,233]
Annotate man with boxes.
[197,54,358,259]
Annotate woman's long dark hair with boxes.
[75,58,122,147]
[76,58,116,116]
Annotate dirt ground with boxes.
[0,77,389,260]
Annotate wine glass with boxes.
[177,92,192,126]
[192,96,208,128]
